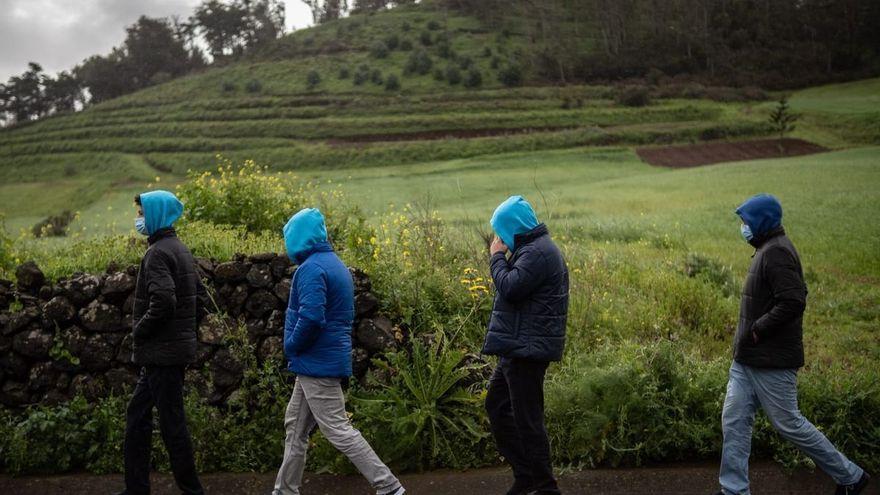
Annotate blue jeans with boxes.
[719,361,863,495]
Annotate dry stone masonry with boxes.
[0,254,402,407]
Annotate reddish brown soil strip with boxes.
[326,126,575,145]
[636,138,828,168]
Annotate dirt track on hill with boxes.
[2,461,875,495]
[326,126,575,145]
[636,138,827,168]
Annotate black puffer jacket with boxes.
[132,228,206,366]
[734,226,807,369]
[482,224,569,361]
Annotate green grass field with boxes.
[1,2,879,475]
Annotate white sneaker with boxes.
[379,487,405,495]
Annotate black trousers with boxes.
[124,366,203,495]
[485,357,560,494]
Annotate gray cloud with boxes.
[0,0,314,82]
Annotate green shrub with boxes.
[385,33,400,50]
[445,66,462,85]
[338,67,350,79]
[426,19,441,31]
[497,62,523,87]
[306,70,321,89]
[221,81,236,93]
[371,69,384,85]
[351,332,492,470]
[616,85,652,107]
[401,21,411,31]
[419,30,433,46]
[490,56,501,69]
[464,68,483,88]
[457,56,473,70]
[353,70,368,86]
[684,252,737,297]
[482,46,493,58]
[244,79,262,94]
[370,40,389,59]
[385,74,401,91]
[432,68,445,81]
[404,49,433,75]
[0,215,15,273]
[400,39,413,51]
[437,40,454,59]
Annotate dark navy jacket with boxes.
[482,224,569,361]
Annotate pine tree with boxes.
[768,96,798,154]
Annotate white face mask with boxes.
[135,216,148,235]
[740,223,753,242]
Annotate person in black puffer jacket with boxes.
[713,193,869,495]
[483,195,568,495]
[117,190,206,495]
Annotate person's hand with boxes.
[490,236,508,255]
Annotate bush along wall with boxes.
[0,255,401,408]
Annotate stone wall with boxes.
[0,254,401,407]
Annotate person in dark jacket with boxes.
[483,195,568,495]
[714,194,869,495]
[118,190,206,495]
[272,208,404,495]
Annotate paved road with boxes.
[1,461,874,494]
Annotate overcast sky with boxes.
[0,0,314,83]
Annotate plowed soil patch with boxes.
[636,138,827,168]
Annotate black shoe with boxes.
[506,479,534,495]
[836,472,870,495]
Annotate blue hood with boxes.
[491,195,539,251]
[735,193,783,237]
[283,208,329,263]
[140,190,183,235]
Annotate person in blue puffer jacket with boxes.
[271,208,404,495]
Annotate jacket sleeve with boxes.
[490,247,547,303]
[752,246,807,339]
[284,263,326,356]
[133,250,177,340]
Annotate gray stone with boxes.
[59,273,102,306]
[43,296,76,323]
[70,374,106,401]
[355,292,379,318]
[105,368,137,395]
[116,334,133,364]
[214,261,248,282]
[352,347,371,378]
[355,316,397,354]
[265,310,285,336]
[211,349,243,389]
[0,381,31,406]
[79,300,123,332]
[274,279,291,302]
[246,263,273,288]
[198,314,228,345]
[270,255,291,279]
[245,289,279,318]
[6,306,40,335]
[102,271,135,299]
[28,361,58,391]
[15,261,45,292]
[259,336,283,362]
[12,328,53,359]
[79,333,119,371]
[0,352,30,380]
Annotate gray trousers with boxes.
[272,375,401,495]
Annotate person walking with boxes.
[272,208,404,495]
[118,190,206,495]
[483,195,569,495]
[714,193,870,495]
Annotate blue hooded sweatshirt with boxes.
[491,195,540,251]
[282,208,354,378]
[735,193,783,239]
[139,190,184,235]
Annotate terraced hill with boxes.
[1,2,877,232]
